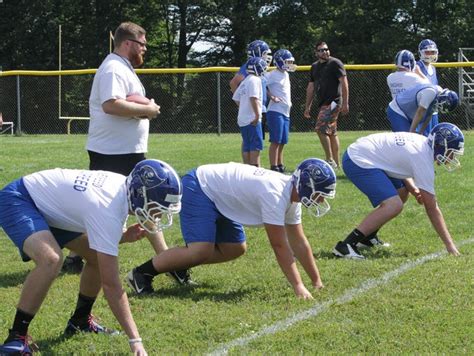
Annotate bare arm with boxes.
[409,106,429,133]
[285,223,323,289]
[414,65,428,80]
[339,75,349,114]
[230,73,245,93]
[304,82,315,118]
[102,98,160,120]
[420,189,460,255]
[264,223,313,299]
[97,252,147,354]
[249,96,261,125]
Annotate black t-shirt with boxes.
[309,57,346,107]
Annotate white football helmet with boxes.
[418,39,438,63]
[427,123,464,171]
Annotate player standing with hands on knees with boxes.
[304,41,349,170]
[333,123,464,259]
[0,159,183,355]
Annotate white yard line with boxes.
[208,238,474,355]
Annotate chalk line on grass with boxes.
[208,238,474,355]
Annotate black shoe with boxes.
[62,256,84,274]
[270,165,280,172]
[126,268,154,295]
[332,241,365,259]
[64,315,120,336]
[167,270,198,286]
[356,236,391,249]
[278,165,286,173]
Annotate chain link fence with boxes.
[0,65,471,135]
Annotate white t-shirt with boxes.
[232,75,262,127]
[387,71,429,99]
[23,168,129,256]
[196,162,301,226]
[86,53,149,154]
[265,69,292,117]
[347,132,435,194]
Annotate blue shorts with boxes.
[267,111,289,144]
[386,106,411,132]
[342,151,405,207]
[240,122,263,152]
[180,170,246,245]
[0,178,82,262]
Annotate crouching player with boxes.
[333,123,464,259]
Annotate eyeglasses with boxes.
[316,48,329,53]
[128,38,147,47]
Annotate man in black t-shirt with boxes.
[304,42,349,169]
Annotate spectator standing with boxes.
[304,42,349,169]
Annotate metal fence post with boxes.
[217,72,221,136]
[16,75,21,134]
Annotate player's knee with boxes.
[385,197,404,217]
[38,250,63,276]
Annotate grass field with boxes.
[0,132,473,354]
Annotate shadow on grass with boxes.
[128,283,256,303]
[0,270,30,288]
[314,247,412,260]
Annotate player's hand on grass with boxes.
[446,243,460,256]
[313,281,324,290]
[131,342,147,356]
[294,284,314,300]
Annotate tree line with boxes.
[1,1,473,71]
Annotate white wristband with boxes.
[129,337,142,344]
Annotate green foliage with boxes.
[0,132,473,354]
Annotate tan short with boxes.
[315,103,340,136]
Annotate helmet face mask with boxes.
[435,89,459,114]
[292,158,336,218]
[418,39,438,63]
[273,49,297,72]
[428,123,465,172]
[127,159,182,232]
[247,40,272,65]
[395,49,415,72]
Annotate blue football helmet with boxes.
[427,123,464,171]
[292,158,336,217]
[394,50,415,71]
[436,89,459,114]
[273,49,297,72]
[418,39,438,63]
[247,40,272,64]
[127,159,182,232]
[246,56,268,77]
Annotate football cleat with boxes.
[0,332,38,355]
[167,269,198,286]
[332,241,365,259]
[356,236,391,249]
[126,269,154,295]
[61,256,84,274]
[64,315,120,336]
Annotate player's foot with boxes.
[61,256,84,274]
[126,269,154,295]
[270,165,280,172]
[167,269,198,286]
[0,330,38,355]
[64,315,120,336]
[278,165,286,173]
[356,235,390,249]
[326,159,338,170]
[333,241,365,259]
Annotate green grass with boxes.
[0,132,473,354]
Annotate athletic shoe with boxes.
[0,331,38,355]
[356,236,391,249]
[126,269,154,295]
[167,270,198,286]
[332,241,365,259]
[61,256,84,274]
[64,315,120,336]
[326,159,339,170]
[278,165,286,173]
